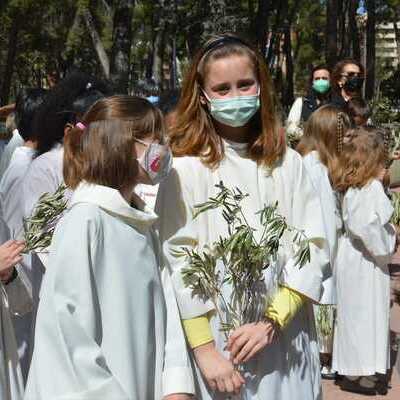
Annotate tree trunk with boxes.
[110,0,135,93]
[326,0,338,67]
[1,16,19,105]
[365,0,375,99]
[82,8,110,78]
[349,0,361,59]
[283,23,294,109]
[256,0,272,57]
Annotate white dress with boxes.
[332,179,395,376]
[0,146,36,239]
[1,270,32,400]
[0,131,24,182]
[156,142,330,400]
[303,152,340,354]
[0,146,35,382]
[21,144,71,305]
[25,182,194,400]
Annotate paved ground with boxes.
[323,263,400,399]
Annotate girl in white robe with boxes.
[0,240,32,400]
[0,87,47,382]
[156,34,330,400]
[331,128,396,394]
[25,95,194,400]
[297,106,351,375]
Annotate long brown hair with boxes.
[331,127,387,193]
[331,58,365,94]
[64,95,165,189]
[297,105,351,171]
[169,34,285,169]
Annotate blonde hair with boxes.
[169,34,285,169]
[64,95,165,189]
[296,105,351,170]
[331,127,388,192]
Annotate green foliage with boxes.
[23,184,68,253]
[176,182,311,336]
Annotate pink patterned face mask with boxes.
[135,138,172,185]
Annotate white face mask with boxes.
[202,88,260,127]
[136,139,173,185]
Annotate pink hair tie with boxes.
[76,122,86,131]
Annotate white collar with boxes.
[70,182,158,230]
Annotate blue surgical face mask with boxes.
[202,89,260,128]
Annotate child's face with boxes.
[202,54,258,101]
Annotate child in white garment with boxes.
[297,105,352,378]
[0,239,32,400]
[331,127,396,395]
[25,95,194,400]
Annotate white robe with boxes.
[21,145,71,305]
[25,182,194,400]
[156,142,330,400]
[1,269,32,400]
[0,131,24,182]
[0,146,35,381]
[332,179,395,376]
[0,146,36,239]
[302,151,340,305]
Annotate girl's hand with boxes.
[193,342,244,394]
[227,321,278,365]
[163,395,193,400]
[0,240,24,272]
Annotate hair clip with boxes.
[76,122,86,131]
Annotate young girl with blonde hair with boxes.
[25,95,194,400]
[297,105,351,378]
[157,34,330,400]
[331,128,395,395]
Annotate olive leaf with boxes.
[23,184,68,253]
[181,182,312,340]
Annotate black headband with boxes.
[201,36,251,57]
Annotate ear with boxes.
[64,123,73,136]
[200,93,207,105]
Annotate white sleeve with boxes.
[343,181,396,266]
[281,156,331,302]
[156,165,215,319]
[286,97,303,136]
[25,212,129,400]
[160,266,195,396]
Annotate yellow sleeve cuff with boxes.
[265,286,304,329]
[182,314,213,349]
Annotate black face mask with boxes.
[344,76,364,92]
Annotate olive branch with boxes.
[23,184,68,253]
[175,181,311,339]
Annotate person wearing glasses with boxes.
[330,59,365,109]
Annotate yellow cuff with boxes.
[265,286,304,329]
[182,314,213,349]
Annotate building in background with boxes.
[376,22,399,69]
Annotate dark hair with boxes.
[64,95,165,190]
[331,59,365,94]
[347,97,371,120]
[309,64,331,88]
[33,71,113,156]
[14,88,48,141]
[158,89,181,115]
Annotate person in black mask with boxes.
[330,59,365,109]
[286,64,331,145]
